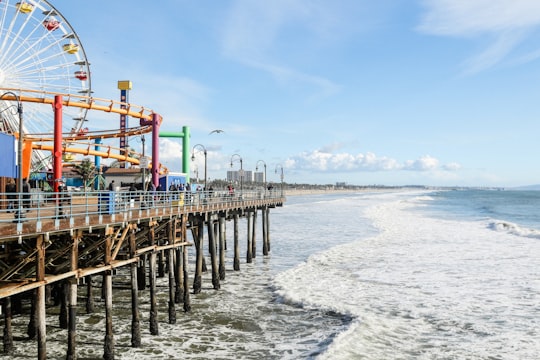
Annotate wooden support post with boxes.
[86,276,94,314]
[59,282,68,329]
[103,233,114,360]
[177,215,187,306]
[193,218,203,294]
[148,224,159,336]
[66,278,77,360]
[218,216,226,280]
[214,221,219,255]
[246,211,253,263]
[168,248,176,324]
[207,217,220,290]
[191,226,208,273]
[2,298,13,354]
[149,251,159,335]
[182,245,191,312]
[36,234,46,360]
[67,231,80,360]
[223,215,227,251]
[158,250,165,278]
[233,213,240,271]
[262,206,269,256]
[103,270,114,360]
[175,247,183,304]
[129,229,141,348]
[252,209,257,258]
[166,220,178,317]
[266,207,271,252]
[137,255,146,290]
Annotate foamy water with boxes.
[276,191,540,359]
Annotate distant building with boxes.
[336,182,347,187]
[103,167,141,189]
[227,170,253,183]
[253,171,265,183]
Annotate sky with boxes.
[51,0,540,187]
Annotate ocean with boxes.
[2,189,539,359]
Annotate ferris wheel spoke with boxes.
[0,9,43,64]
[5,31,65,70]
[0,0,92,172]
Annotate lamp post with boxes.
[275,164,284,197]
[192,164,199,183]
[141,134,146,191]
[256,159,267,193]
[0,91,24,221]
[191,144,207,190]
[230,154,243,194]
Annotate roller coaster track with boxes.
[0,87,165,171]
[0,87,158,122]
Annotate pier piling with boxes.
[2,298,13,354]
[218,216,226,280]
[208,217,220,290]
[0,188,283,358]
[246,211,253,263]
[233,214,240,271]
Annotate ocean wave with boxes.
[488,220,540,239]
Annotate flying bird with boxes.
[209,129,225,135]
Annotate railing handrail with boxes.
[0,189,284,228]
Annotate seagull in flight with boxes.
[209,129,225,135]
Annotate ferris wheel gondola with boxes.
[0,0,92,171]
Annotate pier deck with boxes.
[0,189,284,359]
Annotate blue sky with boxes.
[55,0,540,187]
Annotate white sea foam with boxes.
[489,220,540,239]
[274,192,540,359]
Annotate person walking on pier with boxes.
[22,178,31,211]
[6,179,16,212]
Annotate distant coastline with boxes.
[283,186,417,196]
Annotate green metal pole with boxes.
[159,126,191,183]
[183,126,190,181]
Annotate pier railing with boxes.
[0,189,284,237]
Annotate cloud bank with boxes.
[417,0,540,73]
[285,150,459,173]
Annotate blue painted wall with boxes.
[0,133,16,178]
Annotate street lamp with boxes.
[275,164,284,197]
[192,164,199,183]
[0,91,24,221]
[191,144,207,190]
[256,159,267,191]
[230,154,243,193]
[141,134,146,191]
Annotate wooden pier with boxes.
[0,189,284,359]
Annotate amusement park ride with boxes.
[0,0,187,193]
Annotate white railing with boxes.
[0,189,283,224]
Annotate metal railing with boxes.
[0,189,284,225]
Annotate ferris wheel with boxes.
[0,0,91,170]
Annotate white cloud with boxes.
[417,0,540,72]
[403,155,439,171]
[418,0,540,35]
[443,162,462,171]
[221,0,348,96]
[159,138,183,171]
[286,150,460,173]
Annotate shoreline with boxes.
[283,186,430,196]
[284,189,358,196]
